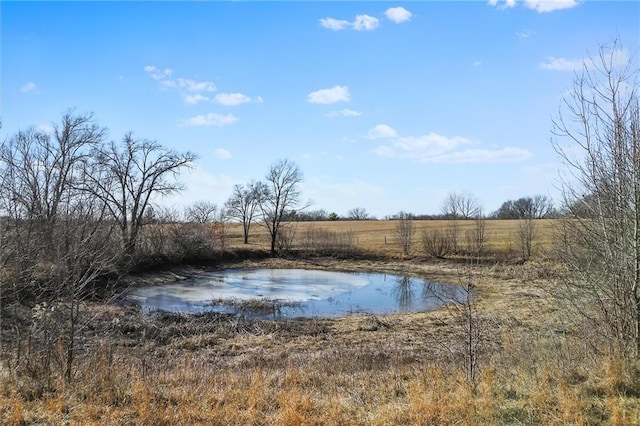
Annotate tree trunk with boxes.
[243,222,250,244]
[270,233,276,256]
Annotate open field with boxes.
[224,219,558,259]
[2,255,640,425]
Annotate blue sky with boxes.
[3,1,639,218]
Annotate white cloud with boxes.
[472,61,482,68]
[184,94,210,105]
[213,93,262,106]
[20,82,38,94]
[524,0,579,13]
[214,93,251,106]
[213,148,232,159]
[179,113,238,127]
[367,124,398,139]
[307,85,350,104]
[353,14,380,31]
[319,17,351,30]
[539,49,629,71]
[326,108,362,118]
[385,7,412,23]
[368,124,398,139]
[424,147,532,163]
[144,66,261,107]
[168,78,216,93]
[144,65,216,95]
[488,0,516,10]
[539,56,584,71]
[489,0,579,12]
[372,131,531,163]
[320,14,380,31]
[373,133,466,158]
[144,65,172,80]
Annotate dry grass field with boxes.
[225,219,557,259]
[2,220,640,425]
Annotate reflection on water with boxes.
[123,268,466,319]
[393,276,413,310]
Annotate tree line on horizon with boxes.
[285,193,558,222]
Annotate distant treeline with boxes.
[294,194,559,222]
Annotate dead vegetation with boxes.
[2,257,640,425]
[223,219,557,260]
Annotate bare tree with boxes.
[10,191,119,385]
[394,211,414,257]
[185,200,218,224]
[513,195,554,219]
[465,208,487,257]
[0,112,107,295]
[224,181,267,244]
[441,192,479,254]
[0,114,105,234]
[0,112,118,384]
[259,159,307,256]
[492,200,516,219]
[493,195,555,219]
[492,195,553,259]
[553,40,640,358]
[441,193,460,219]
[84,134,196,263]
[459,262,483,386]
[529,194,555,218]
[425,260,486,388]
[53,193,118,383]
[517,217,536,260]
[441,191,480,220]
[0,112,200,387]
[347,207,369,220]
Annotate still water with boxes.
[123,269,466,319]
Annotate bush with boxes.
[422,228,453,258]
[299,226,356,253]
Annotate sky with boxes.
[2,1,639,218]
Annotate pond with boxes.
[122,268,467,319]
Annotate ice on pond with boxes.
[123,268,466,319]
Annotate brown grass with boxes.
[2,311,639,425]
[226,219,557,259]
[3,256,640,425]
